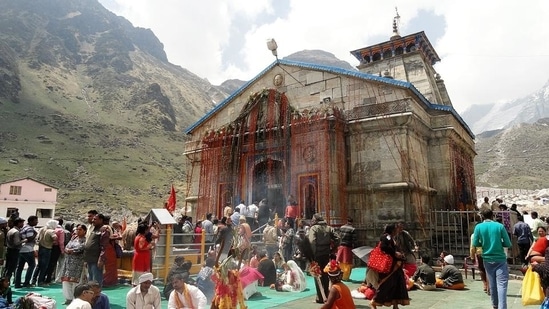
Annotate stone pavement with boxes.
[265,276,527,309]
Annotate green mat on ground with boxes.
[11,267,367,308]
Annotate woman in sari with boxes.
[102,216,119,287]
[369,223,410,309]
[60,224,87,305]
[278,260,306,292]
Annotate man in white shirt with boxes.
[530,211,546,240]
[230,209,241,228]
[201,213,215,243]
[168,272,207,309]
[246,201,259,231]
[235,200,246,215]
[126,272,161,309]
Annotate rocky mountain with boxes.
[0,0,233,220]
[474,118,549,189]
[283,50,357,71]
[461,79,549,190]
[461,79,549,134]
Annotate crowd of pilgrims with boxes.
[0,209,210,308]
[7,196,547,308]
[0,198,432,309]
[0,210,129,307]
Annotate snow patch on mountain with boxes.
[462,79,549,134]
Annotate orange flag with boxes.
[121,217,127,232]
[166,184,176,214]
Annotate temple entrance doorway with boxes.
[299,174,319,220]
[252,159,285,218]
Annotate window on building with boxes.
[9,186,22,195]
[6,208,18,218]
[36,208,53,218]
[44,188,52,192]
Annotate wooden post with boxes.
[201,229,206,264]
[163,224,172,284]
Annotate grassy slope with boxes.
[0,62,190,221]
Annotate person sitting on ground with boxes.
[248,245,259,268]
[411,255,436,291]
[67,283,94,309]
[196,257,215,304]
[273,252,284,272]
[88,281,110,309]
[437,251,449,266]
[163,257,193,300]
[257,250,277,287]
[0,277,12,305]
[320,259,356,309]
[168,272,207,309]
[435,255,464,290]
[276,260,307,292]
[126,272,162,309]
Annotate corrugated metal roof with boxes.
[145,208,177,225]
[184,59,474,138]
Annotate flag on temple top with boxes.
[166,184,176,214]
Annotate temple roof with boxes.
[184,58,472,138]
[350,31,441,66]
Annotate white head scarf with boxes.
[286,260,307,292]
[46,220,58,229]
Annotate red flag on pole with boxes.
[166,184,176,214]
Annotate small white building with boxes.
[0,177,57,227]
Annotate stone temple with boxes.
[183,23,476,244]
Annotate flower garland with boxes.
[308,261,322,277]
[211,257,247,309]
[308,261,327,300]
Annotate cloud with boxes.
[99,0,549,113]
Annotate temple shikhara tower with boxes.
[183,16,476,242]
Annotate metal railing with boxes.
[430,210,519,264]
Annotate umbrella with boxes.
[352,246,374,263]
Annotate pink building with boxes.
[0,177,57,227]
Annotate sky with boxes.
[98,0,549,113]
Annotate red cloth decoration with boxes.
[367,243,393,274]
[239,266,264,287]
[166,184,176,214]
